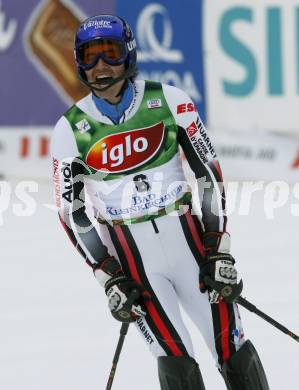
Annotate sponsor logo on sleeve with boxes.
[86,122,165,173]
[186,120,217,161]
[186,121,198,137]
[53,158,61,208]
[61,162,72,202]
[177,102,197,114]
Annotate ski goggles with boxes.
[76,39,128,69]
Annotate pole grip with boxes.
[117,288,140,322]
[204,275,243,302]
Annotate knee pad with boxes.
[158,356,206,390]
[221,340,270,390]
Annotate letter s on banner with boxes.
[220,7,257,96]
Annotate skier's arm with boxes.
[50,117,146,315]
[163,86,242,303]
[164,85,227,233]
[50,117,116,274]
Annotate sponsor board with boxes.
[205,0,299,133]
[0,1,17,52]
[118,1,206,122]
[212,130,299,182]
[0,0,205,125]
[0,0,115,125]
[1,0,204,125]
[0,128,52,178]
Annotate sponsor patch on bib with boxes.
[147,99,162,109]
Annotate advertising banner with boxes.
[213,131,299,182]
[1,0,206,126]
[112,0,206,122]
[0,128,52,179]
[0,0,115,126]
[204,0,299,133]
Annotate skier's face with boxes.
[85,59,126,102]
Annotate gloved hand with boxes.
[93,256,147,322]
[199,232,242,304]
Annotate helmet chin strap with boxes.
[78,65,135,93]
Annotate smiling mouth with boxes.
[95,75,113,83]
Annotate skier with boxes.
[50,14,270,389]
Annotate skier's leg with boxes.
[175,210,270,389]
[133,272,206,390]
[134,272,194,358]
[170,210,245,365]
[106,220,206,389]
[221,339,270,390]
[158,356,205,390]
[133,271,206,390]
[177,258,270,389]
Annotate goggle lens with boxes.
[78,39,126,67]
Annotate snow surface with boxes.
[1,179,298,389]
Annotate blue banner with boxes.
[0,0,115,126]
[0,0,206,125]
[117,0,206,123]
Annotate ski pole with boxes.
[204,276,299,343]
[106,289,140,390]
[236,296,299,342]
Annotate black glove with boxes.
[93,257,147,322]
[199,232,243,304]
[104,274,147,322]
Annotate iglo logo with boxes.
[136,3,183,63]
[86,122,165,173]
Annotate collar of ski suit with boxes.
[92,81,134,124]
